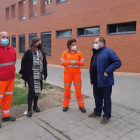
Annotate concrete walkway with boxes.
[1,60,140,140]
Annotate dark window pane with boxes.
[78,27,99,36]
[12,36,16,48]
[45,0,52,5]
[33,0,37,6]
[118,22,136,32]
[29,33,37,46]
[19,35,25,53]
[41,32,51,56]
[84,27,99,35]
[56,30,72,38]
[78,29,84,36]
[108,25,117,33]
[57,0,66,4]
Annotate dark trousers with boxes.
[93,84,112,120]
[27,74,38,111]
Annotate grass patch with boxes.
[12,87,28,106]
[14,81,22,85]
[15,73,22,79]
[12,87,46,106]
[49,86,53,89]
[43,82,50,89]
[39,93,46,99]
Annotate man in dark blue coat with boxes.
[88,37,122,124]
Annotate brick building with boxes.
[0,0,139,72]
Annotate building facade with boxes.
[0,0,139,72]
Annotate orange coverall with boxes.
[60,50,85,107]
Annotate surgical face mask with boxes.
[1,39,9,46]
[94,43,99,50]
[37,44,42,50]
[71,45,76,50]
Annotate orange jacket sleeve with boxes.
[76,51,85,66]
[60,51,71,66]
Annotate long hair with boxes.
[30,37,44,54]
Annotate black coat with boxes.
[19,49,48,89]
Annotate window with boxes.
[45,0,52,5]
[78,26,99,37]
[56,30,72,38]
[41,0,52,15]
[19,35,25,53]
[6,7,10,20]
[29,33,37,45]
[41,32,51,56]
[11,5,16,19]
[57,0,67,4]
[33,0,37,6]
[107,21,136,34]
[29,0,37,18]
[12,36,16,48]
[18,1,26,21]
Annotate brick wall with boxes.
[0,0,140,72]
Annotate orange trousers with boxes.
[0,79,14,118]
[63,73,84,107]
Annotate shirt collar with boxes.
[67,50,78,54]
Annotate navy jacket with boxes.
[90,46,122,87]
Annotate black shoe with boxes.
[79,107,86,113]
[2,116,16,122]
[27,111,32,117]
[33,106,41,112]
[0,123,1,128]
[63,107,68,112]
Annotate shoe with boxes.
[63,107,68,112]
[0,123,1,128]
[88,113,101,118]
[27,111,32,117]
[79,107,86,113]
[2,116,16,122]
[101,118,109,124]
[33,106,41,112]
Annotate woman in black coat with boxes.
[19,37,47,117]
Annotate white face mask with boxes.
[71,45,76,50]
[94,43,99,50]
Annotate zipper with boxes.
[5,47,9,64]
[97,54,99,88]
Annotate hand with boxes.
[70,60,76,65]
[104,72,108,76]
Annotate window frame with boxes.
[6,7,10,21]
[45,0,52,5]
[29,33,37,45]
[41,32,52,57]
[11,4,16,19]
[107,21,136,35]
[56,29,72,38]
[56,0,67,4]
[12,35,16,48]
[77,26,100,37]
[19,35,25,54]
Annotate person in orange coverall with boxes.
[0,31,16,128]
[60,38,86,113]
